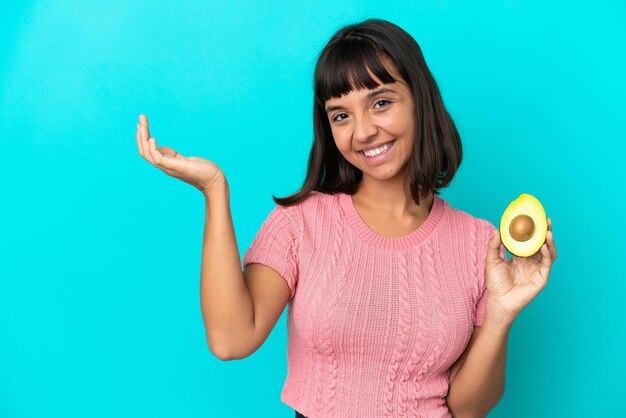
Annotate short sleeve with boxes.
[242,204,301,301]
[474,221,507,327]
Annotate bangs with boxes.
[315,37,398,105]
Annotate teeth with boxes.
[362,141,393,157]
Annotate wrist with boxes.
[200,175,228,198]
[484,300,517,330]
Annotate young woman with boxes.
[136,18,557,418]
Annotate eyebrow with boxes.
[325,87,399,113]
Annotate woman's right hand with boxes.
[136,114,226,194]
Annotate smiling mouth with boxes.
[358,140,396,157]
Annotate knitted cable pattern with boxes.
[383,251,410,417]
[243,193,494,417]
[313,209,354,416]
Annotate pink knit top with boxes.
[242,191,505,418]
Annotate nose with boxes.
[352,111,378,144]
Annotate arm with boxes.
[447,218,557,417]
[200,179,290,360]
[446,305,512,418]
[134,115,289,360]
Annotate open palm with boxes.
[484,218,558,319]
[135,114,226,194]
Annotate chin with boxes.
[364,168,404,181]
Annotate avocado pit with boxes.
[509,214,535,242]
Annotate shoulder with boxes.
[269,191,337,227]
[305,190,338,204]
[287,190,339,215]
[441,198,497,241]
[439,200,504,280]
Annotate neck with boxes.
[353,176,434,219]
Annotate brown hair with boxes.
[273,18,462,206]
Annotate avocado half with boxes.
[499,193,547,257]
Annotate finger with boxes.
[137,123,150,159]
[538,242,552,285]
[141,125,156,165]
[144,135,156,165]
[498,243,507,262]
[486,228,504,266]
[136,123,145,157]
[546,217,557,261]
[159,145,178,158]
[139,114,150,134]
[148,137,176,170]
[147,136,162,164]
[139,114,151,142]
[546,230,557,261]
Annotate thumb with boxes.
[158,145,180,158]
[486,228,504,266]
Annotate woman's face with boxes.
[324,65,415,183]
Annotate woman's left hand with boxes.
[484,217,558,323]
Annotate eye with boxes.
[374,99,391,108]
[332,113,348,123]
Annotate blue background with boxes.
[1,1,624,417]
